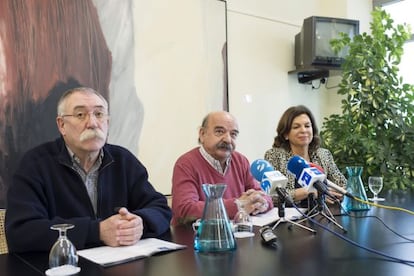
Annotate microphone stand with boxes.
[272,188,316,233]
[299,191,347,233]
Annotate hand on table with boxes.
[99,207,143,247]
[238,189,269,215]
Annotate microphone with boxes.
[250,159,274,183]
[308,162,324,173]
[250,159,288,196]
[287,156,324,193]
[287,156,337,201]
[309,162,353,198]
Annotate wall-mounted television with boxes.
[294,16,359,69]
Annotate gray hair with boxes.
[57,87,108,116]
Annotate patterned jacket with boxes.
[264,147,347,204]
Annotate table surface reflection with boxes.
[4,191,414,276]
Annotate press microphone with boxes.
[250,159,288,195]
[287,155,337,201]
[250,159,274,183]
[250,159,293,204]
[309,162,353,198]
[308,162,324,173]
[287,156,324,193]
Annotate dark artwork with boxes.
[0,0,113,207]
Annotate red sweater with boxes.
[171,147,272,225]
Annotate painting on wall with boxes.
[0,0,139,207]
[0,0,228,206]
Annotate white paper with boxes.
[251,207,307,227]
[77,238,186,267]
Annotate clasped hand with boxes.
[100,207,143,247]
[238,189,269,215]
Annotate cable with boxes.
[352,196,414,215]
[338,200,414,242]
[311,192,414,242]
[348,214,414,243]
[291,202,414,265]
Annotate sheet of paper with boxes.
[251,207,307,227]
[77,238,186,267]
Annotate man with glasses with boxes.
[171,111,272,226]
[5,87,171,253]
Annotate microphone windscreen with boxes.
[309,163,324,173]
[250,159,274,181]
[287,155,309,179]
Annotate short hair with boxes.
[272,105,320,152]
[197,111,237,144]
[198,113,212,144]
[57,87,108,116]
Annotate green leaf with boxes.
[321,7,414,191]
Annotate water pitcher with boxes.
[342,166,370,211]
[194,184,236,252]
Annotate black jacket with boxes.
[5,137,171,252]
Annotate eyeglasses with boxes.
[60,110,108,122]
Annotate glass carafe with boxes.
[342,166,370,212]
[194,184,236,252]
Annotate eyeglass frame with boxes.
[59,108,109,122]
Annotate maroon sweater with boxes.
[171,147,272,225]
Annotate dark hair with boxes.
[272,105,320,152]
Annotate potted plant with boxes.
[320,7,414,191]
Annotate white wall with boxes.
[226,0,372,164]
[132,0,372,195]
[133,0,226,194]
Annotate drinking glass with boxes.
[46,224,80,276]
[233,199,254,238]
[368,176,385,201]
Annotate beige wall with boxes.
[226,0,372,166]
[132,0,227,194]
[132,0,372,194]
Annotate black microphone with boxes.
[274,185,293,205]
[312,181,338,202]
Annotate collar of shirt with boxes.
[66,146,103,173]
[199,146,231,175]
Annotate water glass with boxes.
[368,176,385,201]
[233,199,254,238]
[46,224,80,275]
